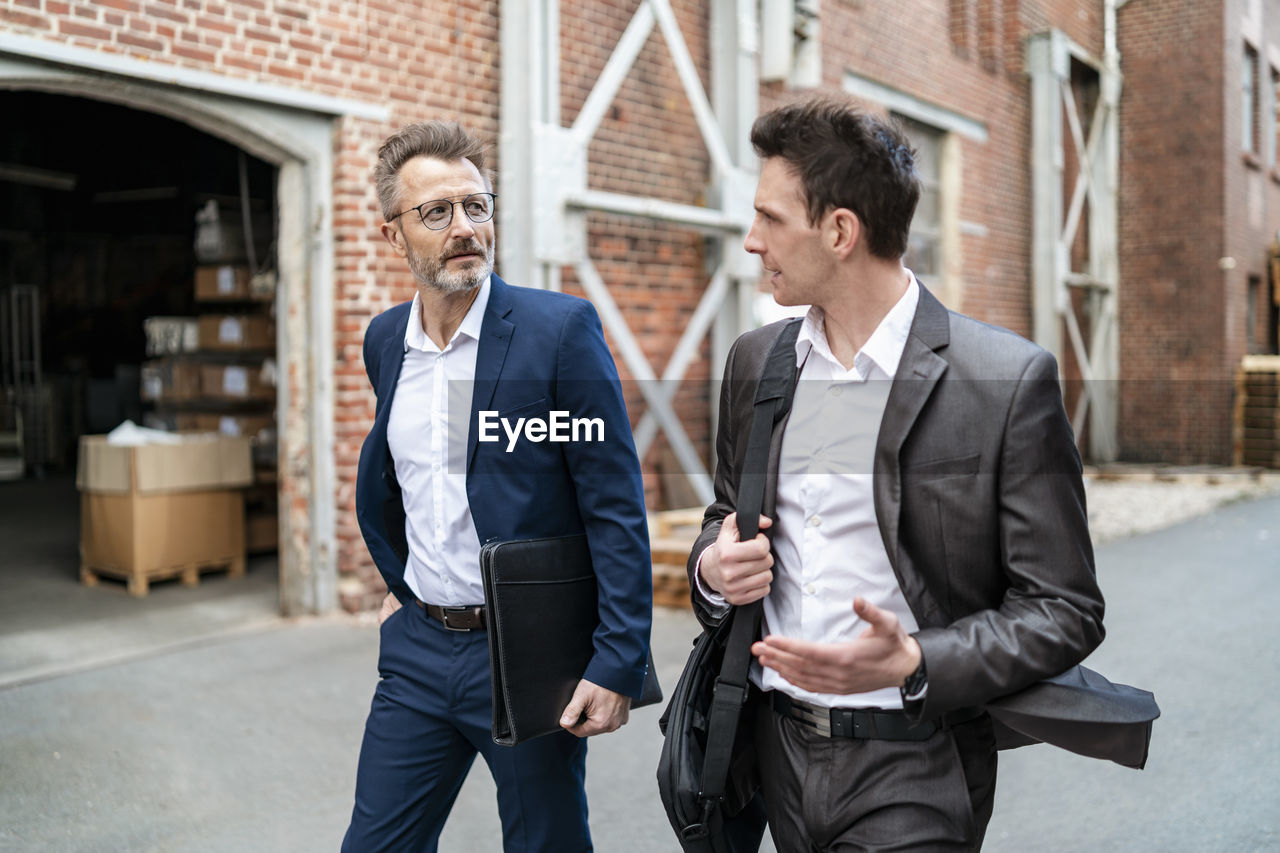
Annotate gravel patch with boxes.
[1084,468,1280,544]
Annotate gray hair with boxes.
[374,121,492,221]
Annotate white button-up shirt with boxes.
[698,274,923,709]
[386,277,490,606]
[764,275,921,709]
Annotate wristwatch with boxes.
[901,657,928,703]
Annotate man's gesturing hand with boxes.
[559,679,631,737]
[752,597,922,695]
[698,512,775,605]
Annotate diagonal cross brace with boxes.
[632,263,731,460]
[575,259,715,505]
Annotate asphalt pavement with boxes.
[2,494,1277,852]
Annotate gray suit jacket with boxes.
[689,286,1154,763]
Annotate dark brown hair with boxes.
[750,97,919,260]
[374,121,492,221]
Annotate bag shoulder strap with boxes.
[734,318,803,542]
[698,317,803,806]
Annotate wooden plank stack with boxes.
[1234,355,1280,469]
[649,507,705,609]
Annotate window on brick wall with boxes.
[1271,66,1280,166]
[1243,45,1260,154]
[898,117,945,284]
[1248,276,1260,353]
[977,0,1003,71]
[949,0,974,58]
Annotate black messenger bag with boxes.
[656,319,801,852]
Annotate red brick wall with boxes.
[762,1,1101,340]
[558,0,714,512]
[1231,4,1280,360]
[0,0,715,606]
[1117,0,1228,462]
[0,0,503,610]
[5,0,1259,605]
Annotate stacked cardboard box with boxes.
[77,434,253,596]
[198,363,275,402]
[137,266,280,556]
[194,264,276,302]
[140,360,202,402]
[196,314,275,352]
[195,268,278,553]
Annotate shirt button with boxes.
[805,583,816,595]
[830,385,843,397]
[433,463,441,472]
[809,515,821,528]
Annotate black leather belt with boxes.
[415,601,487,631]
[771,692,982,741]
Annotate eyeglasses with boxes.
[388,192,497,230]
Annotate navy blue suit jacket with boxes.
[355,275,653,699]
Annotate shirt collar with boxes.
[404,275,492,353]
[794,271,921,379]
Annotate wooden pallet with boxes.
[1234,356,1280,469]
[649,508,705,609]
[80,555,246,598]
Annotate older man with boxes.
[344,121,652,852]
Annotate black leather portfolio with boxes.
[480,533,660,746]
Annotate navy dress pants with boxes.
[342,601,591,852]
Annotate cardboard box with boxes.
[140,359,202,402]
[80,490,246,595]
[197,315,275,351]
[175,413,275,440]
[199,364,275,402]
[77,434,252,595]
[173,413,277,466]
[77,434,253,495]
[195,265,253,301]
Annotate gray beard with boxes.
[407,241,494,294]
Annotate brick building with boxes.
[1118,0,1280,461]
[0,0,1274,614]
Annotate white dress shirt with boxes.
[699,274,922,709]
[386,276,490,606]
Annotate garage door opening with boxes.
[0,91,283,684]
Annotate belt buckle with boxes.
[439,606,474,631]
[789,699,832,737]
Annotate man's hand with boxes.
[752,597,922,695]
[699,512,775,605]
[559,679,631,737]
[378,592,402,626]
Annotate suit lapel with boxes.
[763,408,791,520]
[378,323,408,404]
[467,276,515,471]
[373,305,412,477]
[874,286,950,569]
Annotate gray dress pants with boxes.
[754,694,998,852]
